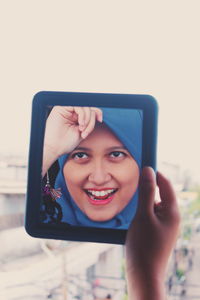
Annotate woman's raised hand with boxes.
[42,106,103,176]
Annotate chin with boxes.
[86,212,116,222]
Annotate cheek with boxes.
[119,162,140,190]
[117,159,139,176]
[63,162,88,189]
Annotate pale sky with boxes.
[0,1,200,181]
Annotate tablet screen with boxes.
[41,106,143,229]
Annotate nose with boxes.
[88,162,112,186]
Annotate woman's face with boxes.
[63,123,140,222]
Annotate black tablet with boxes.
[25,91,158,244]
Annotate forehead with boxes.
[78,122,123,148]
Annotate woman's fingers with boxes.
[138,167,156,215]
[157,172,176,208]
[81,108,103,138]
[73,107,85,129]
[81,110,96,139]
[138,168,180,222]
[156,172,180,224]
[79,107,96,132]
[73,107,103,132]
[82,107,92,129]
[91,107,103,123]
[49,106,103,139]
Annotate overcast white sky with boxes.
[0,1,200,181]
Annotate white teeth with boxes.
[87,189,115,197]
[100,191,105,196]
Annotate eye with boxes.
[71,152,89,160]
[109,151,126,158]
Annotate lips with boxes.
[84,188,118,205]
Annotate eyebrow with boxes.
[105,146,127,151]
[73,147,91,151]
[73,146,127,152]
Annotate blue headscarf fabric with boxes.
[55,108,142,229]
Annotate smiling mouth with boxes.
[84,188,118,202]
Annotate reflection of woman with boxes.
[42,106,142,229]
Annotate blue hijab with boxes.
[55,108,142,229]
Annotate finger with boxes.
[82,107,91,129]
[62,106,74,113]
[58,106,77,122]
[138,167,156,215]
[81,110,96,139]
[52,106,73,118]
[157,172,177,210]
[74,107,85,128]
[91,107,103,122]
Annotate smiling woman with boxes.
[42,106,142,229]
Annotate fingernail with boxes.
[81,131,87,139]
[98,115,103,122]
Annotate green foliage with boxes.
[122,294,128,300]
[183,225,192,240]
[121,258,126,279]
[176,268,185,280]
[187,186,200,216]
[188,197,200,217]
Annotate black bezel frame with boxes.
[25,91,158,245]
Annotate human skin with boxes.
[42,106,103,177]
[42,106,139,222]
[63,123,139,222]
[126,167,181,300]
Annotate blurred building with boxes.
[0,155,27,230]
[158,161,186,191]
[0,155,125,300]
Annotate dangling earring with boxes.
[43,171,62,201]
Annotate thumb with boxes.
[138,167,156,215]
